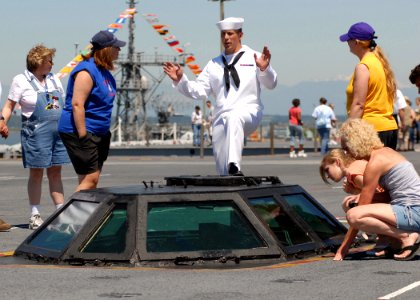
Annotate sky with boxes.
[1,0,420,116]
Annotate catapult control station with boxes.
[15,176,347,267]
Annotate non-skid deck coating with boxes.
[0,150,419,300]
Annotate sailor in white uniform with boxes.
[163,17,277,175]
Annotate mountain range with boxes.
[263,80,418,117]
[1,79,418,118]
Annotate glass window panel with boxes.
[29,201,99,251]
[82,204,128,253]
[147,201,266,252]
[248,197,312,246]
[282,194,343,239]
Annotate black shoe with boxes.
[228,163,244,176]
[232,171,244,176]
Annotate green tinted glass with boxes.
[29,201,99,251]
[282,194,342,239]
[248,197,312,246]
[147,201,265,252]
[82,204,128,253]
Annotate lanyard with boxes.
[39,77,59,110]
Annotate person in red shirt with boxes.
[288,98,306,158]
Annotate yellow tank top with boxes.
[346,52,397,132]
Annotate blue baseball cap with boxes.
[339,22,377,42]
[91,30,126,50]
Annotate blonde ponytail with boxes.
[359,40,396,101]
[373,46,397,100]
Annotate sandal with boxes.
[394,242,420,261]
[374,246,401,259]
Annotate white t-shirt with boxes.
[394,89,407,114]
[312,104,336,129]
[8,70,65,118]
[191,110,203,125]
[206,104,215,123]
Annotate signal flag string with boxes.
[142,13,202,76]
[56,7,137,79]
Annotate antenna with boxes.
[113,0,185,144]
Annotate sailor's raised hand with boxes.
[254,46,271,71]
[163,62,183,82]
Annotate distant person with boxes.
[334,119,420,261]
[416,97,420,144]
[414,97,420,144]
[405,97,416,151]
[205,100,215,145]
[0,44,70,230]
[191,105,202,147]
[397,97,415,151]
[328,103,340,145]
[312,97,336,155]
[163,17,277,176]
[408,65,420,144]
[58,31,126,191]
[288,98,306,158]
[394,90,407,152]
[393,89,407,129]
[339,22,398,149]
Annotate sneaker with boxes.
[29,214,43,230]
[289,151,297,158]
[297,150,307,158]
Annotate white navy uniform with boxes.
[174,45,277,175]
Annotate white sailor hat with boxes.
[216,17,244,31]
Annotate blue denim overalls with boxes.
[21,76,70,168]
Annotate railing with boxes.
[259,122,341,154]
[109,121,341,153]
[116,53,186,66]
[0,143,22,159]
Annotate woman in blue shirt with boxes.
[59,31,125,191]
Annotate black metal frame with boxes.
[136,192,284,262]
[14,176,347,266]
[62,195,137,263]
[241,185,347,256]
[14,192,108,260]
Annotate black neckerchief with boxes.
[221,51,245,92]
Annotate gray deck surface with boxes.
[0,147,419,300]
